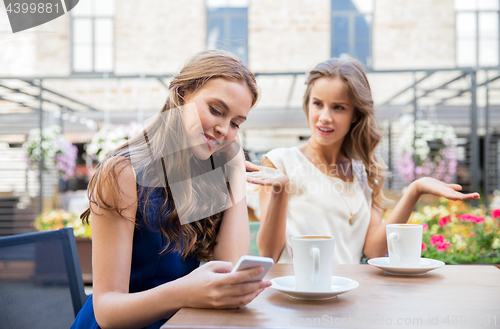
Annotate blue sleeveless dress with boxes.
[71,187,201,329]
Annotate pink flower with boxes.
[470,232,477,237]
[430,234,445,246]
[436,242,452,252]
[493,209,500,219]
[422,223,429,230]
[473,216,485,224]
[421,243,427,251]
[438,216,451,227]
[460,214,472,222]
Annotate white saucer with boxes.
[270,276,359,300]
[367,257,445,276]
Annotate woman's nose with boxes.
[319,111,332,124]
[215,122,228,137]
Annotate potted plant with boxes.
[396,120,458,183]
[33,209,92,283]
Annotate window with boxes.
[455,0,499,67]
[71,0,114,73]
[206,0,248,63]
[331,0,373,67]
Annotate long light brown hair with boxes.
[303,57,390,210]
[82,50,259,261]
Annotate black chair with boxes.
[0,227,88,329]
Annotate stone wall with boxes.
[373,0,456,70]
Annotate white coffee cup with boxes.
[386,224,423,267]
[291,235,335,292]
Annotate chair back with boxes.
[0,227,88,329]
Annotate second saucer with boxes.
[368,257,445,276]
[270,276,359,300]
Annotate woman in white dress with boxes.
[245,57,479,264]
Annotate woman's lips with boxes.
[316,126,334,136]
[202,133,220,149]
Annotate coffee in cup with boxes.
[291,235,335,292]
[386,224,423,267]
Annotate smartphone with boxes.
[231,255,274,283]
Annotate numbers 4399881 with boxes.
[6,2,61,14]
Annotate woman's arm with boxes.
[92,160,270,329]
[212,196,250,264]
[91,160,186,329]
[212,147,250,264]
[363,177,480,258]
[246,159,290,263]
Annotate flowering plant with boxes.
[33,209,91,239]
[407,198,500,264]
[23,125,78,181]
[396,120,458,183]
[85,122,142,162]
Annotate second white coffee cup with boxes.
[386,224,423,267]
[291,235,335,292]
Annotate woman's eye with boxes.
[313,101,322,107]
[335,106,345,110]
[231,122,240,129]
[209,106,221,115]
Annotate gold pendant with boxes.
[349,214,355,225]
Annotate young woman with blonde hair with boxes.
[72,50,271,329]
[246,57,479,264]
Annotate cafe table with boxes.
[162,263,500,329]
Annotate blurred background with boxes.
[1,0,500,237]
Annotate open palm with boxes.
[415,177,480,200]
[245,161,289,187]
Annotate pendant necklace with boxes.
[309,146,355,225]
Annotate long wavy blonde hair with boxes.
[303,57,390,210]
[82,50,259,261]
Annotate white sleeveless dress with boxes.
[263,147,372,264]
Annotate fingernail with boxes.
[258,288,265,293]
[265,281,272,287]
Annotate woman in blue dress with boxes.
[72,50,270,329]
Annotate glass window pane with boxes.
[333,42,350,58]
[456,38,477,66]
[332,0,355,11]
[479,12,498,37]
[95,19,113,44]
[454,0,477,11]
[207,7,227,15]
[230,16,247,61]
[72,0,92,16]
[456,12,477,38]
[352,0,373,13]
[355,15,370,38]
[230,17,247,40]
[355,41,370,65]
[73,44,93,72]
[73,18,92,44]
[479,38,499,66]
[95,45,113,72]
[207,18,224,49]
[228,7,247,15]
[333,16,349,40]
[478,0,499,10]
[94,0,115,16]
